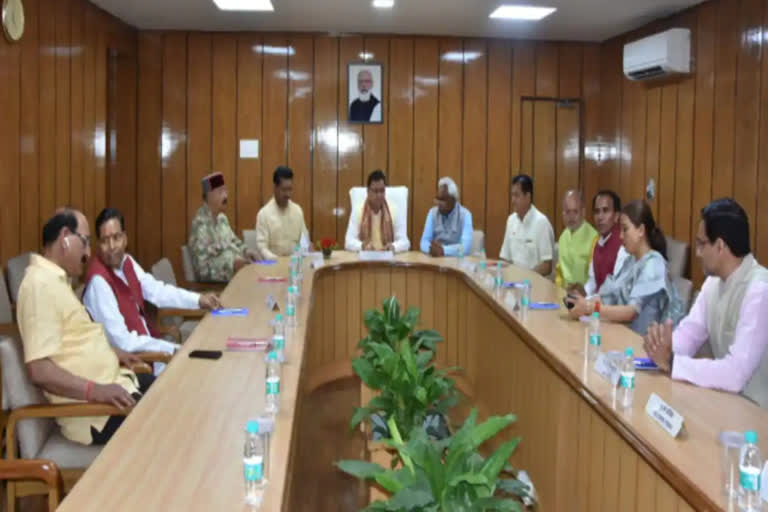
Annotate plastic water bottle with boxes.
[272,314,285,362]
[265,351,281,415]
[257,414,275,480]
[244,420,266,506]
[739,430,763,511]
[477,249,487,275]
[457,242,464,264]
[493,262,504,292]
[618,347,635,408]
[520,279,532,314]
[588,312,601,362]
[286,286,298,328]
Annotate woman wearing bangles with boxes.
[565,200,684,335]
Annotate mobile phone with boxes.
[189,350,223,360]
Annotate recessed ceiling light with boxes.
[213,0,274,11]
[489,5,556,20]
[373,0,395,8]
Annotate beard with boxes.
[358,90,371,102]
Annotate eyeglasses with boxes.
[72,232,91,248]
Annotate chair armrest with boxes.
[0,459,63,490]
[126,361,154,374]
[6,403,131,460]
[154,323,182,344]
[157,308,206,320]
[135,351,173,364]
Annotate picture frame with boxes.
[347,61,383,124]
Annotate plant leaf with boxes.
[471,497,522,511]
[497,478,531,500]
[480,438,521,484]
[336,460,385,480]
[352,357,382,389]
[349,406,371,430]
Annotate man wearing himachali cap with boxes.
[188,172,259,282]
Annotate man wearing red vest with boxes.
[580,190,628,296]
[83,208,221,368]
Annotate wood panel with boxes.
[461,39,488,232]
[55,0,71,207]
[287,37,314,230]
[511,43,535,175]
[261,36,289,208]
[69,0,85,211]
[485,41,512,258]
[212,35,238,229]
[311,37,339,242]
[555,103,581,235]
[38,0,57,227]
[236,35,263,236]
[438,39,463,188]
[759,0,768,263]
[387,38,414,239]
[19,0,40,253]
[136,32,163,265]
[363,37,389,174]
[657,85,678,235]
[337,36,364,239]
[532,101,557,223]
[581,45,601,223]
[645,87,662,222]
[186,34,213,225]
[81,1,97,225]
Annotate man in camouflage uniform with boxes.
[188,172,258,282]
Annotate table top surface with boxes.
[57,252,768,511]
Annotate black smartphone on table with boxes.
[189,350,223,360]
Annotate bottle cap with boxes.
[592,311,600,319]
[267,351,279,361]
[524,279,531,285]
[496,262,502,268]
[246,420,260,434]
[625,347,634,357]
[275,314,283,321]
[745,430,758,444]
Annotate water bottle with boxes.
[477,249,487,275]
[520,279,531,315]
[257,414,275,480]
[265,351,281,415]
[457,242,464,263]
[293,245,304,281]
[493,262,504,293]
[272,314,286,362]
[588,312,601,362]
[289,269,300,296]
[739,430,763,511]
[244,420,266,506]
[286,286,298,328]
[618,347,635,408]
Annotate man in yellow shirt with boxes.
[17,209,152,445]
[555,190,598,288]
[255,166,310,259]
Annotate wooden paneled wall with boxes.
[134,35,600,275]
[0,0,135,267]
[596,0,768,285]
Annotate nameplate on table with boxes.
[265,294,278,311]
[594,352,620,386]
[359,250,394,262]
[459,261,476,273]
[645,393,684,438]
[311,259,325,269]
[503,291,517,311]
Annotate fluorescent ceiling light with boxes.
[489,5,556,20]
[213,0,274,11]
[253,45,295,56]
[373,0,395,8]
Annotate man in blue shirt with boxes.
[420,177,473,257]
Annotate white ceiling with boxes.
[90,0,702,42]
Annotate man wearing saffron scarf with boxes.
[345,170,410,252]
[581,190,628,296]
[84,208,221,368]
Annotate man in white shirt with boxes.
[345,170,410,253]
[83,208,221,370]
[499,174,555,276]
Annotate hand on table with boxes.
[567,296,590,320]
[643,320,674,374]
[198,292,222,311]
[233,257,250,273]
[429,240,444,257]
[384,243,396,252]
[245,249,260,261]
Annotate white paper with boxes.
[239,139,260,159]
[594,353,620,386]
[359,250,394,262]
[645,393,684,438]
[311,259,324,269]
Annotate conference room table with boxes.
[57,251,768,511]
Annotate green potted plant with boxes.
[337,409,533,511]
[352,297,458,440]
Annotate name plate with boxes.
[503,290,517,311]
[359,250,394,262]
[311,259,325,269]
[459,261,476,273]
[594,352,620,386]
[645,392,684,438]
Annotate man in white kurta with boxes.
[345,170,410,253]
[499,174,555,276]
[255,166,310,259]
[83,208,221,371]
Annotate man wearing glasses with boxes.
[419,176,473,258]
[644,198,768,408]
[83,208,221,369]
[17,209,153,445]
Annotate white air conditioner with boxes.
[623,28,691,81]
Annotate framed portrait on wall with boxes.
[348,62,383,124]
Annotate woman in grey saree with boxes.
[568,200,684,335]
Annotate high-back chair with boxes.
[6,252,33,305]
[673,276,694,314]
[471,230,485,256]
[666,236,690,279]
[150,258,204,342]
[0,275,16,337]
[0,335,125,512]
[243,229,259,254]
[180,245,197,283]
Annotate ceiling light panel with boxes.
[489,5,556,20]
